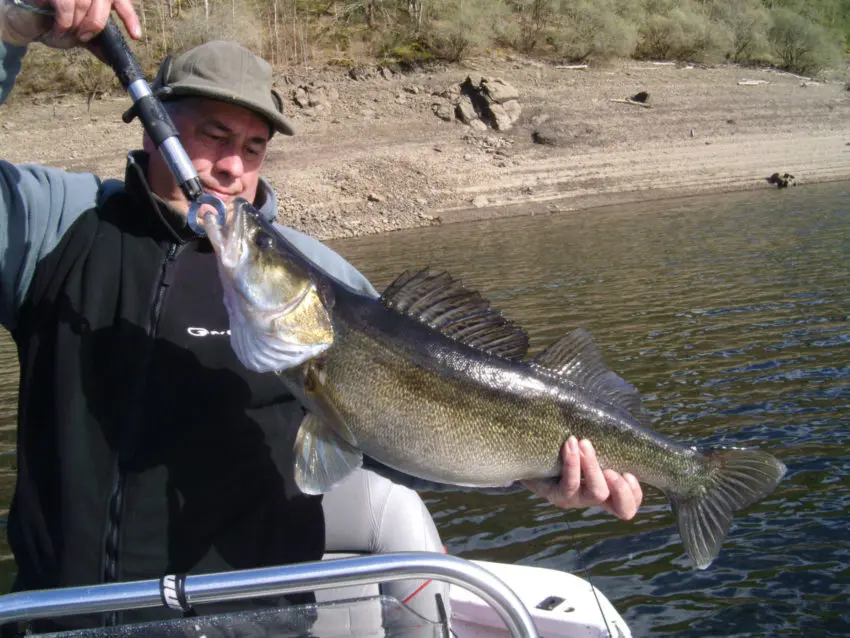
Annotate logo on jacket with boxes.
[187,327,231,337]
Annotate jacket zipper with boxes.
[102,241,184,626]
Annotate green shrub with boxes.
[712,0,772,63]
[424,0,508,62]
[768,7,844,74]
[553,0,638,61]
[508,0,557,54]
[635,2,728,62]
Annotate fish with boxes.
[200,198,787,570]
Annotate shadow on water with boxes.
[329,182,850,636]
[0,182,847,635]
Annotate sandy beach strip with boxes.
[1,58,848,238]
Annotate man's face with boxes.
[146,98,271,216]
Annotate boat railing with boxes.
[0,552,540,638]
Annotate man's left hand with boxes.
[522,436,643,520]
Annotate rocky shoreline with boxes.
[1,55,849,240]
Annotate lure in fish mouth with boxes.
[201,198,788,572]
[199,198,334,372]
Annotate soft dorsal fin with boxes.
[533,328,646,419]
[380,268,529,360]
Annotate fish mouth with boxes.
[200,197,252,273]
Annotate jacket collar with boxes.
[123,151,279,242]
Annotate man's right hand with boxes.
[1,0,141,48]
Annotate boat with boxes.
[0,468,632,637]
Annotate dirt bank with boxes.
[2,55,849,240]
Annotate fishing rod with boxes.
[91,16,227,233]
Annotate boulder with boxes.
[480,78,520,103]
[348,66,376,81]
[488,103,514,131]
[432,103,454,122]
[501,99,522,124]
[456,96,478,125]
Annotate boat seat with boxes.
[320,467,450,625]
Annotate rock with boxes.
[308,87,328,107]
[293,87,310,108]
[530,113,550,127]
[470,119,489,132]
[348,66,375,81]
[432,103,454,122]
[380,67,394,80]
[501,99,522,124]
[403,85,421,95]
[488,103,514,131]
[435,84,461,100]
[480,78,520,104]
[472,195,489,208]
[455,96,478,125]
[766,172,796,188]
[630,91,650,104]
[531,124,569,147]
[368,193,385,202]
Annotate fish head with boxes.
[201,197,334,373]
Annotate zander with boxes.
[201,199,787,570]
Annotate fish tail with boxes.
[669,448,787,570]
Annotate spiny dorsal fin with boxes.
[381,268,529,360]
[533,328,646,419]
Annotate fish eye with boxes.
[254,232,275,251]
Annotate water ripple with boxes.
[331,181,850,636]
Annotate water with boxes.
[0,182,848,635]
[324,182,850,637]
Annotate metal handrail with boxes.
[0,552,539,637]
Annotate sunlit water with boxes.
[326,182,850,637]
[0,182,847,635]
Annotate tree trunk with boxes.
[408,0,424,31]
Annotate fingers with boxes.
[624,472,643,510]
[51,0,77,36]
[578,439,609,504]
[112,0,141,39]
[78,0,111,42]
[562,436,581,497]
[602,469,638,520]
[49,0,142,45]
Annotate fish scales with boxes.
[200,198,788,571]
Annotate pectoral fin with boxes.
[294,412,363,495]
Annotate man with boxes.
[0,0,642,631]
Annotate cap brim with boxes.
[165,83,296,136]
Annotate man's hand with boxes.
[1,0,141,48]
[522,436,643,521]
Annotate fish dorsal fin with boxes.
[533,328,646,419]
[381,268,529,360]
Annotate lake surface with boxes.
[326,182,850,637]
[0,182,848,635]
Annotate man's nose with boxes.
[216,150,245,178]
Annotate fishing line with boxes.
[563,517,613,638]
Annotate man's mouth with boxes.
[204,185,238,200]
